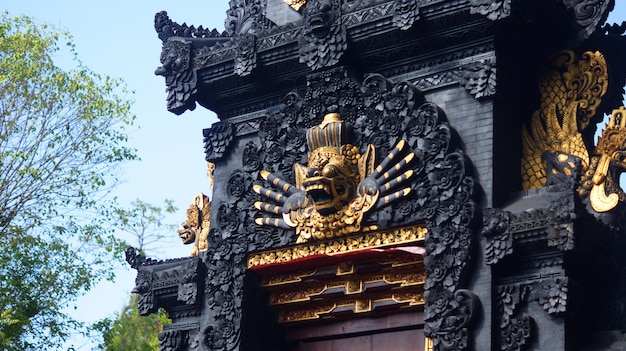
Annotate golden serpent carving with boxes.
[521,50,626,213]
[521,50,608,190]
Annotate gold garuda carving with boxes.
[254,113,416,243]
[520,50,626,212]
[178,193,210,256]
[522,50,608,190]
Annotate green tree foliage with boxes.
[93,295,169,351]
[115,198,178,257]
[0,13,137,350]
[93,198,178,350]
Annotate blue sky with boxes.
[3,0,230,256]
[3,1,626,349]
[4,1,229,349]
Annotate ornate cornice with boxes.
[469,0,511,21]
[158,1,488,114]
[126,249,204,318]
[469,0,613,44]
[483,189,578,266]
[247,225,427,268]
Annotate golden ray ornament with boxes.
[253,113,416,243]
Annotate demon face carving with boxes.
[178,193,210,256]
[254,113,415,242]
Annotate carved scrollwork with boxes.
[497,285,533,351]
[159,329,186,351]
[424,289,478,350]
[177,259,201,305]
[469,0,512,21]
[495,277,568,350]
[545,196,576,250]
[225,0,267,36]
[562,0,612,42]
[203,122,235,162]
[242,141,262,172]
[483,208,513,265]
[234,33,257,76]
[392,0,420,30]
[460,59,497,100]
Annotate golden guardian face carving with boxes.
[254,113,415,243]
[579,106,626,212]
[178,193,210,256]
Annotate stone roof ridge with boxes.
[154,10,231,42]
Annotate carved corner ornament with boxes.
[392,0,420,30]
[154,38,198,115]
[460,59,497,100]
[178,193,211,256]
[469,0,511,21]
[520,51,626,216]
[298,0,347,71]
[203,122,235,162]
[482,208,513,265]
[496,277,568,350]
[254,113,416,243]
[234,33,257,76]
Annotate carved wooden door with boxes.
[287,312,426,351]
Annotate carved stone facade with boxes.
[129,1,626,351]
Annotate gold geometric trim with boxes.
[247,225,427,269]
[269,271,426,305]
[260,269,318,287]
[278,291,425,323]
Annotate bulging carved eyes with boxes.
[322,165,337,177]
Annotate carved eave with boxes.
[126,248,205,319]
[157,0,496,117]
[156,0,617,118]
